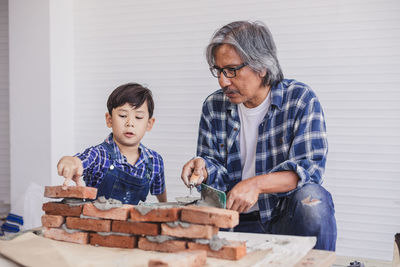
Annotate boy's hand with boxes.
[57,156,84,189]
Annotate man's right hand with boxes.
[57,156,84,189]
[181,157,208,188]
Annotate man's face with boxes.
[214,44,269,108]
[105,102,154,151]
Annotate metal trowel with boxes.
[199,183,226,209]
[176,174,226,208]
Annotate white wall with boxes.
[7,0,400,261]
[73,0,400,260]
[0,0,10,206]
[9,0,74,227]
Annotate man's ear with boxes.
[259,69,267,78]
[146,117,155,132]
[105,112,112,128]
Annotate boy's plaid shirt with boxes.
[76,133,165,196]
[197,79,328,223]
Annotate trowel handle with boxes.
[189,173,200,186]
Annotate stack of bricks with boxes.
[42,186,247,262]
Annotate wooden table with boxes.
[0,231,336,267]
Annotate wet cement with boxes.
[165,221,191,228]
[93,196,122,210]
[133,202,183,215]
[146,235,177,243]
[61,198,88,206]
[194,234,230,251]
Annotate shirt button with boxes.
[234,127,238,131]
[109,165,115,170]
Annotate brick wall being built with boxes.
[42,186,247,265]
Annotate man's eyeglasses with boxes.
[210,62,248,78]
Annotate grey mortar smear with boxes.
[62,223,81,234]
[146,235,178,243]
[61,198,89,207]
[133,202,183,215]
[166,221,191,228]
[93,196,123,210]
[97,231,130,237]
[195,235,230,251]
[80,214,102,220]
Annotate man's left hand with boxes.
[226,177,260,213]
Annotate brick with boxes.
[161,222,218,239]
[83,203,132,220]
[44,186,97,199]
[66,217,111,232]
[43,227,89,244]
[89,233,137,249]
[187,240,246,260]
[41,214,64,228]
[42,202,83,216]
[112,220,159,236]
[181,205,239,228]
[130,207,181,222]
[138,237,186,253]
[148,250,207,267]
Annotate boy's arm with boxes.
[156,190,167,202]
[57,156,84,189]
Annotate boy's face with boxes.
[105,102,155,151]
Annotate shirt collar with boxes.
[105,133,152,165]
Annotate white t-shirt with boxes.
[238,92,271,213]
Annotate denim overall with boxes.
[96,141,153,205]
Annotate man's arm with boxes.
[227,92,328,213]
[226,171,299,213]
[181,95,232,191]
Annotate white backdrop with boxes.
[5,0,400,261]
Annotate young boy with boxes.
[57,83,167,204]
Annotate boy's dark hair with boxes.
[107,83,154,118]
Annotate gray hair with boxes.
[206,20,284,86]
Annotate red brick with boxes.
[41,214,64,228]
[181,205,239,228]
[187,240,246,260]
[161,223,218,239]
[89,233,137,249]
[138,237,186,253]
[148,250,207,267]
[83,203,132,220]
[42,202,83,216]
[130,207,181,222]
[66,217,111,232]
[44,186,97,199]
[112,220,159,236]
[43,227,88,244]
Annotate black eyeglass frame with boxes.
[210,62,248,78]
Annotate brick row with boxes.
[44,186,97,199]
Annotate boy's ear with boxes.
[105,112,112,128]
[146,117,155,132]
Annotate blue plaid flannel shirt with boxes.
[75,133,165,195]
[197,79,328,223]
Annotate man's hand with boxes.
[181,157,208,187]
[57,156,84,189]
[226,177,260,213]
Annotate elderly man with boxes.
[181,20,337,251]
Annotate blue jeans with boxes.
[231,184,337,251]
